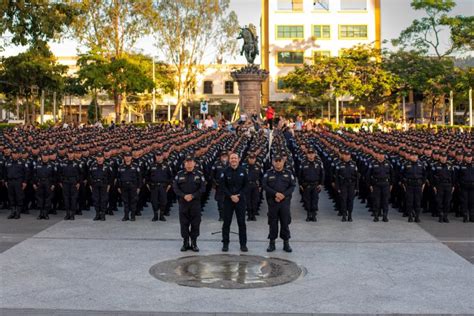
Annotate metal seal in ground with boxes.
[149,254,304,289]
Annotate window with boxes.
[277,51,304,65]
[314,51,331,61]
[339,25,368,39]
[277,0,303,11]
[276,25,304,39]
[277,78,289,91]
[203,81,213,94]
[224,81,234,94]
[312,25,331,39]
[340,0,367,11]
[313,0,329,10]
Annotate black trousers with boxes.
[121,184,138,217]
[302,184,320,213]
[215,186,224,211]
[371,183,390,216]
[7,181,24,209]
[179,199,201,240]
[92,183,108,213]
[107,182,119,211]
[150,184,168,215]
[36,182,53,213]
[267,199,291,241]
[339,184,356,216]
[245,183,260,216]
[405,185,422,217]
[222,197,247,245]
[435,185,452,218]
[461,187,474,219]
[62,182,78,216]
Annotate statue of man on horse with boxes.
[237,24,259,64]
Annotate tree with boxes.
[0,42,67,122]
[0,1,79,49]
[71,0,154,121]
[392,0,473,58]
[150,0,239,120]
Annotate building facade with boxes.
[261,0,381,102]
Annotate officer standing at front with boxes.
[33,151,56,220]
[5,149,27,219]
[334,149,359,222]
[262,154,296,253]
[431,152,454,223]
[401,151,426,223]
[173,155,206,252]
[456,152,474,222]
[117,151,141,222]
[243,152,262,221]
[220,152,248,252]
[89,152,112,221]
[59,149,82,221]
[367,151,392,222]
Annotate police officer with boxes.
[33,151,56,220]
[59,149,82,220]
[299,148,324,222]
[431,152,454,223]
[456,152,474,223]
[89,152,112,221]
[173,155,206,252]
[334,149,359,222]
[147,151,173,222]
[367,151,392,222]
[117,151,141,222]
[262,154,296,253]
[220,152,248,252]
[211,151,229,221]
[401,151,426,223]
[243,152,262,221]
[5,149,27,219]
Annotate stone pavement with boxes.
[0,190,473,315]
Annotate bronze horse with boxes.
[238,25,259,64]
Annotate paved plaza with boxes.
[1,190,473,316]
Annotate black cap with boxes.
[272,154,283,161]
[154,150,163,156]
[220,150,229,156]
[439,152,448,157]
[123,151,132,157]
[465,152,472,158]
[96,152,104,158]
[341,149,351,155]
[185,154,195,161]
[248,153,257,159]
[307,148,316,154]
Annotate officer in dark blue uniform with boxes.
[367,150,393,222]
[5,148,27,219]
[59,149,83,220]
[263,154,296,253]
[147,151,173,222]
[401,151,426,223]
[33,151,56,220]
[211,151,229,221]
[334,149,359,222]
[242,152,262,221]
[299,148,324,222]
[456,152,474,222]
[431,151,454,223]
[89,152,112,221]
[173,154,206,252]
[117,151,142,222]
[220,152,248,252]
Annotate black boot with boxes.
[443,215,449,223]
[130,212,136,221]
[306,212,312,222]
[267,240,276,252]
[382,214,388,222]
[408,215,413,222]
[283,240,292,253]
[159,214,166,221]
[438,216,443,223]
[151,212,158,222]
[100,212,106,221]
[222,242,229,252]
[341,214,347,222]
[348,212,353,222]
[312,212,317,222]
[181,238,189,252]
[190,239,199,252]
[415,216,421,223]
[93,212,100,221]
[14,208,21,219]
[7,209,15,219]
[373,216,379,222]
[122,214,129,221]
[37,210,44,220]
[240,244,248,252]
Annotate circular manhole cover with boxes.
[149,254,304,289]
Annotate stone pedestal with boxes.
[231,65,269,116]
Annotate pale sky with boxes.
[1,0,473,61]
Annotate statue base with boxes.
[231,65,269,117]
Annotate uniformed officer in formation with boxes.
[147,150,173,222]
[430,151,454,223]
[401,151,426,223]
[298,147,324,222]
[456,152,474,222]
[263,154,296,253]
[173,154,206,252]
[89,152,112,221]
[242,152,263,221]
[5,148,27,219]
[220,152,248,252]
[211,151,229,221]
[59,149,82,220]
[33,151,56,220]
[333,149,359,222]
[367,150,392,222]
[117,151,141,222]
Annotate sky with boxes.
[1,0,473,61]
